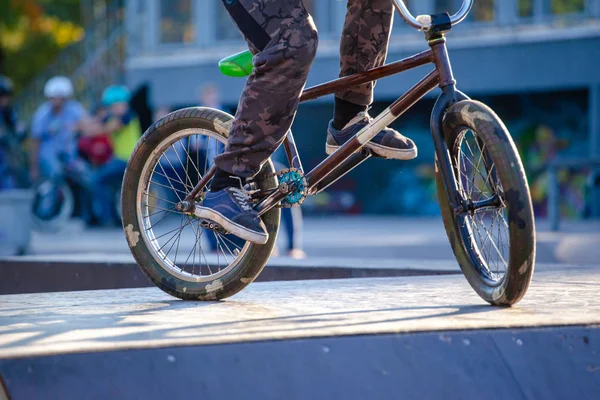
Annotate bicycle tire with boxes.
[435,100,536,306]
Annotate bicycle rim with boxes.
[453,127,510,286]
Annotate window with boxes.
[470,0,495,22]
[519,0,533,18]
[435,0,495,22]
[216,0,317,41]
[159,0,195,44]
[435,0,458,14]
[128,0,150,53]
[551,0,585,14]
[216,5,242,41]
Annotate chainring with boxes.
[276,168,308,207]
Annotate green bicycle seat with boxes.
[218,50,254,77]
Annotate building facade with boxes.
[125,0,600,217]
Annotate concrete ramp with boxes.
[0,327,598,400]
[0,270,599,399]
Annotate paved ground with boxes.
[28,217,600,264]
[1,267,598,359]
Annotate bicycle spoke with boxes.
[145,208,172,219]
[173,214,185,267]
[146,205,185,215]
[187,217,212,276]
[171,143,194,192]
[217,234,237,261]
[219,234,244,254]
[162,218,187,261]
[156,162,185,202]
[180,138,202,180]
[144,190,178,206]
[214,233,232,266]
[149,179,188,198]
[151,169,186,191]
[163,146,193,193]
[154,220,194,244]
[204,137,210,177]
[480,218,508,271]
[462,135,477,200]
[144,205,182,231]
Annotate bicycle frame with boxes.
[183,14,470,217]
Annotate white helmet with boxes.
[44,76,74,98]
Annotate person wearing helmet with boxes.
[30,76,89,183]
[89,85,141,224]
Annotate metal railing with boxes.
[547,157,600,231]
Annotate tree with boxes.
[0,0,84,92]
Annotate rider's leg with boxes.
[327,0,417,160]
[335,0,394,124]
[196,0,318,244]
[213,0,318,184]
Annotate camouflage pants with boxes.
[215,0,393,178]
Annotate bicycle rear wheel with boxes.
[435,100,536,306]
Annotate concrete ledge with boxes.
[1,326,598,400]
[0,254,461,295]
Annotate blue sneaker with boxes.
[326,112,418,160]
[194,187,268,244]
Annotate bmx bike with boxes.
[121,0,536,305]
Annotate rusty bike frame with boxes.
[182,10,472,219]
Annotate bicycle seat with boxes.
[218,50,253,77]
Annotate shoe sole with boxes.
[325,142,418,160]
[193,207,269,245]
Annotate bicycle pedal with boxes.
[200,220,229,235]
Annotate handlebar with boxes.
[391,0,474,31]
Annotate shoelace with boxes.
[230,187,253,211]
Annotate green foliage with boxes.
[38,0,82,25]
[551,0,585,14]
[0,0,83,92]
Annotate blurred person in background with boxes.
[89,85,141,225]
[78,104,113,169]
[30,76,90,184]
[0,75,28,189]
[30,76,94,221]
[199,83,223,112]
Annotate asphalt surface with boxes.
[28,217,600,264]
[1,267,598,359]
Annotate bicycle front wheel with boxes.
[435,100,536,306]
